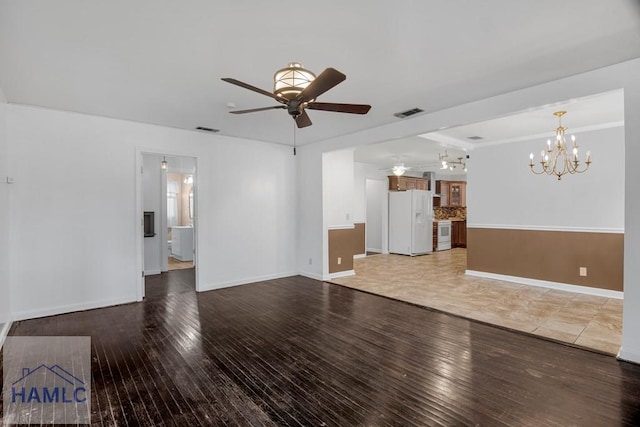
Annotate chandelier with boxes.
[439,150,467,172]
[529,111,591,180]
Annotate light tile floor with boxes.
[330,249,622,355]
[168,257,194,271]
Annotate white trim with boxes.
[144,269,162,276]
[299,271,324,281]
[354,253,367,259]
[0,321,13,348]
[617,347,640,365]
[465,270,624,299]
[198,271,298,292]
[466,223,624,234]
[12,296,137,322]
[366,247,382,253]
[327,224,355,230]
[326,270,355,280]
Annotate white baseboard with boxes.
[617,346,640,365]
[326,270,355,280]
[198,271,299,292]
[366,247,382,253]
[354,253,367,259]
[299,271,324,281]
[12,296,137,321]
[144,269,162,276]
[0,321,13,348]
[465,270,624,299]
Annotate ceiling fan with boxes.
[221,62,371,128]
[379,157,416,176]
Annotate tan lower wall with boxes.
[328,223,365,274]
[467,228,623,292]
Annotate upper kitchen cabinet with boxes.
[449,182,466,207]
[435,180,466,207]
[388,176,429,191]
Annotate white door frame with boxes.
[135,148,200,301]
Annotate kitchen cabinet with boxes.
[435,180,466,207]
[435,181,449,206]
[449,182,466,207]
[432,222,437,252]
[452,220,467,248]
[388,175,429,191]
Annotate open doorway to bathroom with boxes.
[166,167,195,270]
[141,153,197,298]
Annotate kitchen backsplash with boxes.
[434,206,466,220]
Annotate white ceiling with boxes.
[0,1,639,148]
[355,90,624,174]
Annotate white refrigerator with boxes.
[388,190,433,256]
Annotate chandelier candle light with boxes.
[529,111,591,180]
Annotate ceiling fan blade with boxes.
[296,68,346,103]
[307,102,371,114]
[221,78,281,101]
[229,105,286,114]
[295,109,312,128]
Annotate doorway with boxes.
[365,178,387,254]
[166,169,195,271]
[138,152,198,300]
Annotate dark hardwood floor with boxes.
[2,272,640,426]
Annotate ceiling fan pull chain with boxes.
[293,120,297,156]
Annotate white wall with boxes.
[323,148,355,227]
[353,162,389,223]
[468,125,624,231]
[366,179,387,253]
[0,97,11,341]
[353,162,367,223]
[7,104,297,320]
[353,162,389,253]
[142,153,163,275]
[622,77,640,363]
[297,58,640,363]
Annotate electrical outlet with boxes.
[579,267,587,277]
[308,258,312,265]
[337,257,342,265]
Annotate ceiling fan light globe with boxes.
[273,62,316,101]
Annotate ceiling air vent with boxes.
[394,108,424,119]
[195,126,219,133]
[467,136,484,140]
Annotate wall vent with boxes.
[394,108,424,119]
[467,135,484,140]
[195,126,220,133]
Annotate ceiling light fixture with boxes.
[439,150,467,172]
[391,163,408,176]
[161,156,168,171]
[529,111,591,180]
[273,62,316,101]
